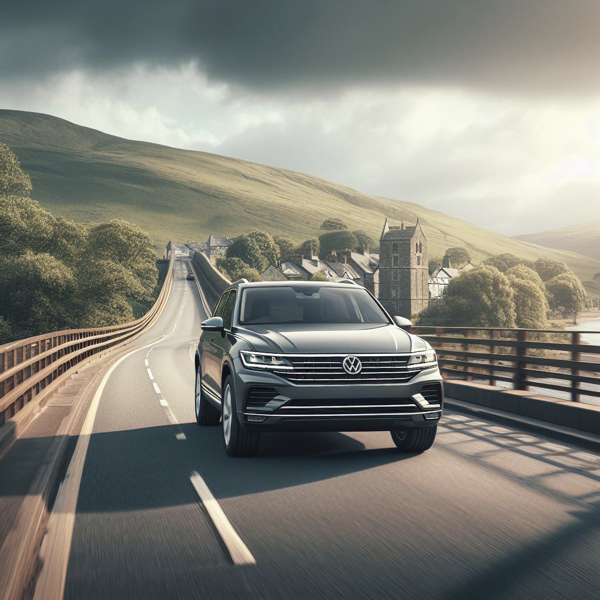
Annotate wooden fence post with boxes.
[489,329,498,386]
[571,331,580,402]
[514,329,529,391]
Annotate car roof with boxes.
[226,280,362,292]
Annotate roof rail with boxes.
[231,278,249,285]
[337,279,359,285]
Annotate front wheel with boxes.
[222,375,260,457]
[391,426,437,452]
[195,367,220,425]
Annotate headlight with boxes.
[408,350,437,367]
[240,351,293,370]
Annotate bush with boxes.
[320,218,348,231]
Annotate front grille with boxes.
[420,383,442,404]
[278,397,419,416]
[272,355,419,384]
[246,386,280,408]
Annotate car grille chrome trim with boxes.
[243,409,442,418]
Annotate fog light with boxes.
[247,415,267,423]
[424,412,440,420]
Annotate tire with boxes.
[391,425,437,453]
[195,367,220,425]
[221,374,260,457]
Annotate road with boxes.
[35,259,600,600]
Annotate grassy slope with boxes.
[2,109,600,289]
[515,221,600,263]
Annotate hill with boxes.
[1,109,600,291]
[515,221,600,262]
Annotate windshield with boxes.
[240,285,390,325]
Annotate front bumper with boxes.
[233,358,444,432]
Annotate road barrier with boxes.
[412,326,600,404]
[188,250,230,311]
[0,243,175,429]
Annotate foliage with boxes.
[534,258,570,282]
[507,275,549,328]
[418,266,516,327]
[506,264,545,290]
[545,273,586,315]
[443,247,470,267]
[429,258,442,275]
[0,143,32,198]
[484,253,533,272]
[296,238,320,258]
[320,218,348,231]
[240,267,263,282]
[226,235,268,272]
[246,231,280,266]
[311,272,328,281]
[273,235,296,261]
[351,230,374,251]
[319,230,359,258]
[0,159,159,343]
[217,257,257,281]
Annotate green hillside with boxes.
[515,221,600,262]
[2,109,600,289]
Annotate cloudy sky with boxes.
[1,0,599,235]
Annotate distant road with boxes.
[35,260,600,599]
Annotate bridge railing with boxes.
[0,244,175,427]
[411,326,600,403]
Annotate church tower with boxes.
[377,219,429,318]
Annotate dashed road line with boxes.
[190,471,256,566]
[147,368,154,380]
[152,382,161,395]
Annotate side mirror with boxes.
[393,315,412,331]
[201,316,224,332]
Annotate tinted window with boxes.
[222,291,237,330]
[213,292,230,318]
[240,286,389,325]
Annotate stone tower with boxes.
[377,218,429,318]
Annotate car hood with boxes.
[234,323,414,354]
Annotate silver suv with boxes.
[194,281,443,456]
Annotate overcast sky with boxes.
[1,1,599,235]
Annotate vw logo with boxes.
[342,355,362,375]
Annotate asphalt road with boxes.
[44,260,600,600]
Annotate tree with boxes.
[545,273,586,315]
[506,264,545,291]
[507,275,549,328]
[418,266,516,327]
[320,218,348,231]
[534,258,570,282]
[484,253,533,273]
[226,235,268,272]
[352,230,374,251]
[273,235,296,261]
[443,247,470,267]
[246,231,279,266]
[429,259,442,275]
[319,230,359,258]
[296,238,320,258]
[0,143,32,198]
[311,272,328,281]
[217,257,251,281]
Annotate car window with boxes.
[222,291,237,330]
[240,286,389,325]
[213,292,230,318]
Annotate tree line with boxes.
[0,143,159,343]
[419,251,587,328]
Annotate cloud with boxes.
[2,1,600,96]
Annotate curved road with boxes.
[36,259,600,599]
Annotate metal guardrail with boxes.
[0,244,175,426]
[412,326,600,403]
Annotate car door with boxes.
[201,291,229,395]
[210,290,237,397]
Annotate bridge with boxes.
[0,245,599,599]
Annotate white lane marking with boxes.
[144,359,149,367]
[190,472,256,566]
[147,368,154,380]
[159,398,168,407]
[153,382,161,395]
[176,432,187,441]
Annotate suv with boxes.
[194,280,443,456]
